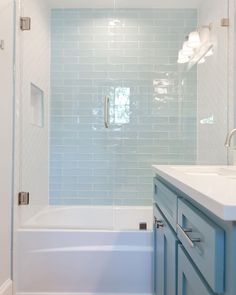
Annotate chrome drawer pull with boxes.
[154,217,164,229]
[177,224,201,248]
[182,228,192,233]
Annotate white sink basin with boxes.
[171,166,236,178]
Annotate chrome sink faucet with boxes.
[225,129,236,147]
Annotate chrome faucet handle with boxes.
[225,134,230,148]
[225,129,236,148]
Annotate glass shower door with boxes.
[49,7,199,210]
[17,0,231,228]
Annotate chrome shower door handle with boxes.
[104,96,110,128]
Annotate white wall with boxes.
[48,0,203,9]
[229,0,236,164]
[0,0,14,294]
[197,0,233,164]
[16,0,50,224]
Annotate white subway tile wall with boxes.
[50,9,197,205]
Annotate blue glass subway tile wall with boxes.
[50,9,197,205]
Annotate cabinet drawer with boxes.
[153,178,178,230]
[177,199,224,293]
[178,246,214,295]
[154,205,178,295]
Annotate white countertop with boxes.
[152,165,236,221]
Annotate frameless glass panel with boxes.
[195,0,229,164]
[18,0,51,225]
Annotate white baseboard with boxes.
[0,280,12,295]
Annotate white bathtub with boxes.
[21,205,153,230]
[17,206,153,295]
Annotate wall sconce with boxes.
[182,41,194,55]
[177,23,213,65]
[187,31,201,48]
[177,49,190,64]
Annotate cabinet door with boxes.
[154,205,178,295]
[177,199,224,293]
[154,178,178,230]
[178,246,214,295]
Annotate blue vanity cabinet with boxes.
[178,246,214,295]
[153,176,235,295]
[154,204,178,295]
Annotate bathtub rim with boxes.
[18,228,153,233]
[19,205,153,231]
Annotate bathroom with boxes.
[0,0,235,294]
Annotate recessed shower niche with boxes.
[30,83,44,127]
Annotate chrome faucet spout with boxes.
[225,129,236,148]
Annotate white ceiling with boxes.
[49,0,204,9]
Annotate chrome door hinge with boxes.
[0,40,4,50]
[18,192,30,205]
[20,17,31,31]
[221,18,230,27]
